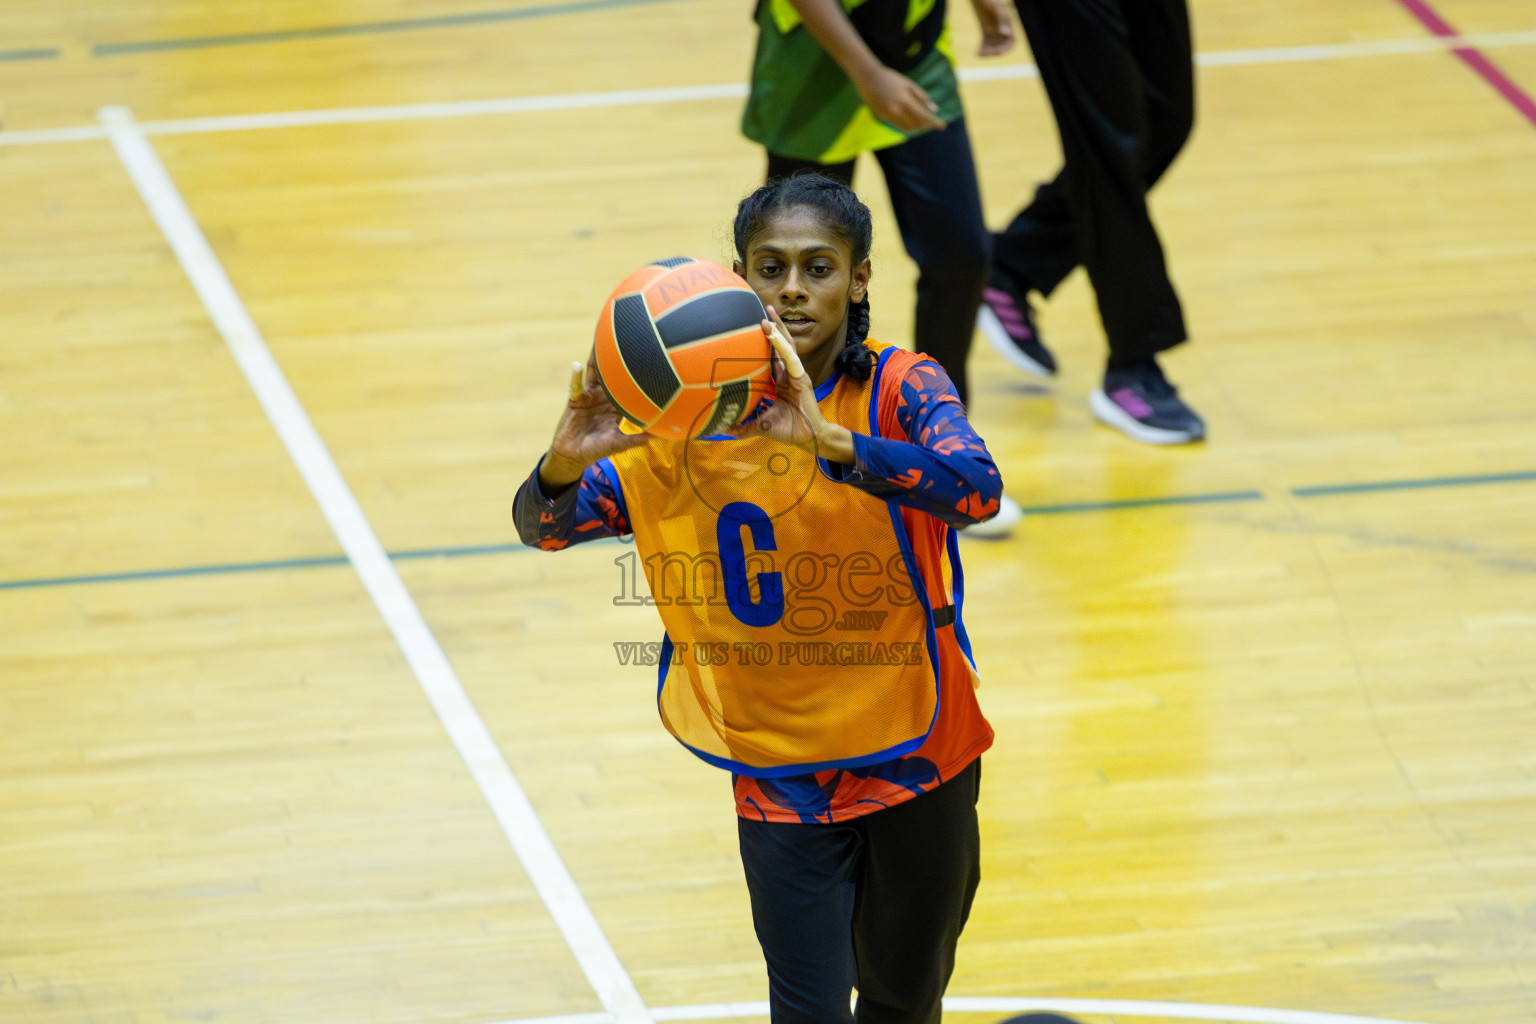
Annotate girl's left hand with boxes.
[969,0,1016,57]
[730,307,855,464]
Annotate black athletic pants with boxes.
[766,118,990,406]
[736,759,982,1024]
[995,0,1195,365]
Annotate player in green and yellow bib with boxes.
[742,0,963,166]
[515,175,1007,1023]
[740,0,1015,424]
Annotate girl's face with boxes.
[735,206,872,367]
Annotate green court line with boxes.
[1021,490,1265,515]
[0,491,1263,591]
[1292,469,1536,497]
[5,470,1534,592]
[0,541,627,591]
[93,0,686,56]
[0,555,350,591]
[390,542,527,560]
[0,48,60,61]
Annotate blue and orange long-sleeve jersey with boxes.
[514,342,999,823]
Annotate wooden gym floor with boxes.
[2,1,1534,1023]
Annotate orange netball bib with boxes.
[609,342,950,777]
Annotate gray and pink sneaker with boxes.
[1091,360,1205,444]
[977,280,1057,378]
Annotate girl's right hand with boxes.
[728,307,856,465]
[539,357,651,490]
[855,65,946,133]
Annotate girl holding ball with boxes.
[515,174,1005,1024]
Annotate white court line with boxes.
[940,996,1438,1024]
[1193,28,1536,66]
[3,31,1534,146]
[122,28,1536,133]
[96,103,653,1024]
[0,123,110,145]
[137,81,749,136]
[484,995,1440,1024]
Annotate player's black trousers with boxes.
[736,758,982,1024]
[766,117,991,406]
[995,0,1195,365]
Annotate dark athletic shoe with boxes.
[978,279,1057,378]
[1091,360,1206,445]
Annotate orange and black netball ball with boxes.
[592,257,774,438]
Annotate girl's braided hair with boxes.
[733,173,876,381]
